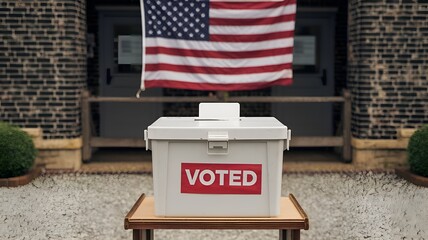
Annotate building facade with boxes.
[1,0,427,169]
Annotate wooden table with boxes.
[125,194,309,240]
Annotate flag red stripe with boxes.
[146,46,293,59]
[210,31,294,42]
[210,14,296,26]
[145,78,293,91]
[210,0,296,10]
[146,63,292,75]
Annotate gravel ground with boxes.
[1,173,428,240]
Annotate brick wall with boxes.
[0,0,86,139]
[0,0,351,139]
[348,0,428,139]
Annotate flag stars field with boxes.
[145,0,209,40]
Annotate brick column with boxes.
[348,0,428,166]
[349,0,428,139]
[0,0,86,169]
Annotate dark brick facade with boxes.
[2,0,428,142]
[348,0,428,139]
[0,0,86,139]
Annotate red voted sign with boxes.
[181,163,262,194]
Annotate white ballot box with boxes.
[144,103,291,217]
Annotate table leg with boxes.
[133,229,154,240]
[279,230,300,240]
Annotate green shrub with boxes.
[0,122,37,178]
[408,126,428,177]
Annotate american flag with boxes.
[140,0,296,91]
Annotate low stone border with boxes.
[395,168,428,187]
[0,167,43,187]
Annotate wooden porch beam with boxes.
[88,96,345,103]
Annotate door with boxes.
[272,9,336,136]
[98,9,162,138]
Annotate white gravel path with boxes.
[1,173,427,240]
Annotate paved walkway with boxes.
[1,173,427,239]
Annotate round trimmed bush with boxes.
[0,122,37,178]
[408,126,428,177]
